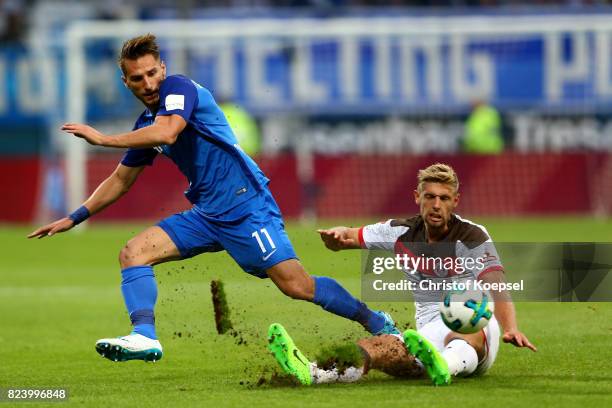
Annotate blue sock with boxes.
[312,276,385,334]
[121,265,158,340]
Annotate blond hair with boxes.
[417,163,459,193]
[118,33,160,74]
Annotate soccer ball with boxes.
[439,290,494,334]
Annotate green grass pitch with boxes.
[1,217,611,407]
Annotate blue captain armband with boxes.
[68,206,90,225]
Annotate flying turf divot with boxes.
[210,279,234,334]
[315,343,363,374]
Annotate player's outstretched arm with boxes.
[61,114,186,148]
[481,270,537,352]
[28,164,144,239]
[27,217,75,239]
[317,226,361,251]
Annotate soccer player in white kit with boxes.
[295,163,537,385]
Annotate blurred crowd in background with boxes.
[3,0,612,44]
[3,0,612,222]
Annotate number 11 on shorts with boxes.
[252,228,276,253]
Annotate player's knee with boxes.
[118,242,149,268]
[268,260,315,300]
[444,331,485,358]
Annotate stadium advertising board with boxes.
[261,113,612,153]
[5,17,612,121]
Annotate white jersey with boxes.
[359,214,503,329]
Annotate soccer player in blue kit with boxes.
[28,34,398,362]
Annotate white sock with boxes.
[309,363,338,384]
[441,339,478,377]
[337,366,364,383]
[309,363,364,384]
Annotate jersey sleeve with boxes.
[121,148,158,167]
[359,219,409,251]
[477,240,504,278]
[156,76,197,122]
[456,237,504,279]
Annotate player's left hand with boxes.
[62,123,107,146]
[502,330,537,352]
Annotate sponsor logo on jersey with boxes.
[262,249,278,261]
[165,94,185,111]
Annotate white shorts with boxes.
[418,315,500,376]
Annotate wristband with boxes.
[68,206,90,225]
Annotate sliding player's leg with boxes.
[356,335,423,378]
[439,316,500,377]
[267,323,313,385]
[268,324,422,386]
[404,315,500,384]
[268,323,360,385]
[403,328,451,386]
[415,317,479,379]
[452,316,501,377]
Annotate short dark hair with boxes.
[118,33,160,74]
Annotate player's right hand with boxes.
[27,217,75,239]
[317,226,358,251]
[502,330,537,352]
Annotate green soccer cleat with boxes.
[403,329,451,386]
[267,323,313,385]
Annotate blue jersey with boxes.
[121,75,269,221]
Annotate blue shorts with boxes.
[157,190,297,279]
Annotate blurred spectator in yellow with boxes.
[219,100,261,157]
[463,99,504,154]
